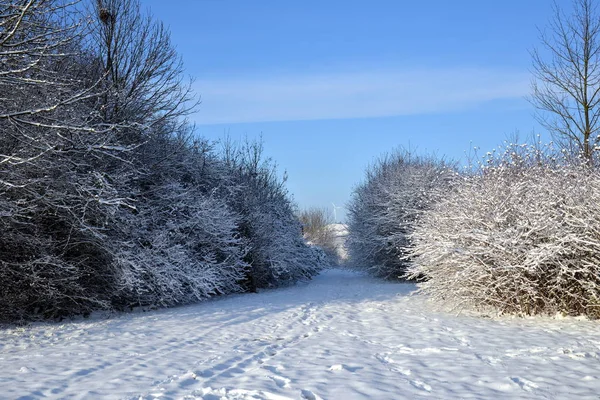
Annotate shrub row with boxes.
[0,0,324,323]
[348,144,600,318]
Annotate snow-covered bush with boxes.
[346,150,454,279]
[408,143,600,318]
[113,184,248,308]
[240,203,325,289]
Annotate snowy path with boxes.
[2,269,600,399]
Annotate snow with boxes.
[326,223,348,260]
[2,269,600,399]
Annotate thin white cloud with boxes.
[193,68,530,124]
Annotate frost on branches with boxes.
[112,185,249,309]
[217,139,324,291]
[346,150,454,279]
[0,1,324,323]
[408,144,600,318]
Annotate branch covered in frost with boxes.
[408,143,600,318]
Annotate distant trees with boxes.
[531,0,600,164]
[346,150,454,279]
[298,207,339,264]
[0,0,324,323]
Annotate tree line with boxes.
[0,0,325,323]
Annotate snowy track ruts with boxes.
[2,269,600,399]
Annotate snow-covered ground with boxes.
[2,269,600,400]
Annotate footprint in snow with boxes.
[511,377,539,392]
[197,369,214,378]
[390,366,412,376]
[269,375,291,388]
[375,353,395,364]
[410,380,432,392]
[561,348,597,359]
[375,353,413,377]
[177,371,199,388]
[328,364,363,373]
[475,354,502,366]
[301,389,323,400]
[262,364,287,375]
[267,348,278,357]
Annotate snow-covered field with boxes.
[2,269,600,400]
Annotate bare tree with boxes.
[0,0,97,175]
[531,0,600,164]
[87,0,196,132]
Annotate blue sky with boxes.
[143,0,565,221]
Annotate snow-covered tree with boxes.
[0,1,323,323]
[0,0,126,322]
[346,150,454,279]
[218,139,325,290]
[0,1,92,125]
